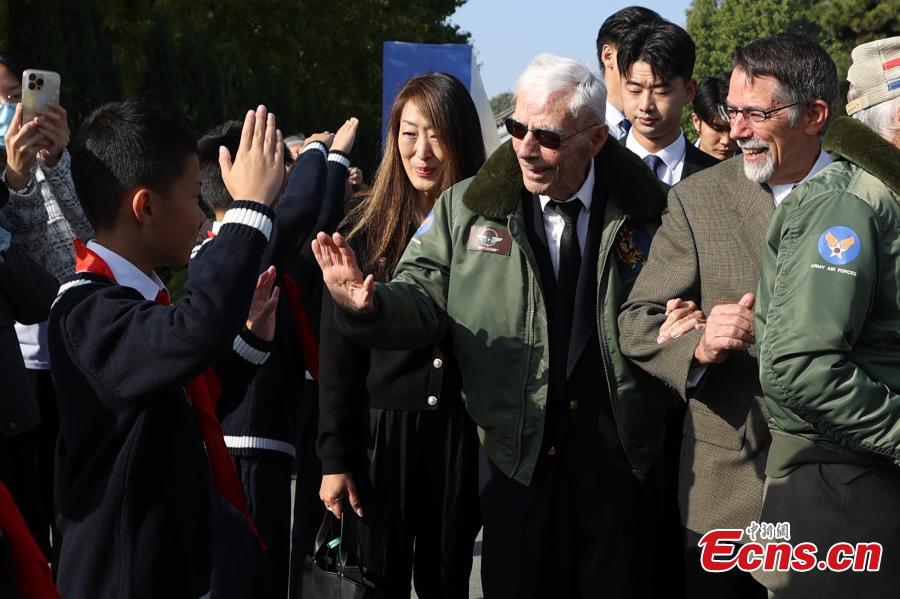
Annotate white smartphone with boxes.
[22,69,61,123]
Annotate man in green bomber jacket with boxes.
[754,36,900,598]
[312,54,680,597]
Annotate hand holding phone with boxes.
[22,70,61,124]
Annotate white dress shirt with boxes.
[86,240,167,301]
[625,130,687,185]
[538,161,595,277]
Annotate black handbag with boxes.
[305,508,381,599]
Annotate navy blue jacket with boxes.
[49,201,274,599]
[197,145,348,460]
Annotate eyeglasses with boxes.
[504,117,599,150]
[716,102,801,124]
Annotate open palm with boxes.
[311,232,375,313]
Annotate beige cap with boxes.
[846,36,900,115]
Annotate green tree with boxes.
[489,91,513,117]
[2,0,470,176]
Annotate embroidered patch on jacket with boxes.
[817,226,860,265]
[614,225,650,277]
[466,225,512,256]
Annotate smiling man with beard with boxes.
[618,33,837,599]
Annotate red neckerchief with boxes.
[206,230,319,379]
[0,483,60,598]
[73,240,266,550]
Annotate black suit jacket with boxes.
[681,138,720,181]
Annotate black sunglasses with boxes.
[504,117,599,150]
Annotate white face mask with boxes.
[0,103,16,147]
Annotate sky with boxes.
[449,0,692,99]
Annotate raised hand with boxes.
[319,473,363,519]
[311,231,375,314]
[35,103,69,167]
[219,105,284,206]
[303,131,334,150]
[245,266,280,342]
[3,103,44,189]
[331,117,359,154]
[693,292,755,364]
[657,297,705,344]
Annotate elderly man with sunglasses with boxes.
[313,53,675,598]
[618,33,837,598]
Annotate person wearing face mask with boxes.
[691,74,739,161]
[0,53,93,562]
[314,73,484,598]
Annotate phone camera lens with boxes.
[37,78,44,86]
[28,82,35,90]
[28,73,36,81]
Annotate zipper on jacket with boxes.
[597,217,645,481]
[509,214,537,475]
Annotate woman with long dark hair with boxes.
[316,72,485,598]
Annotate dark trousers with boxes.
[0,369,58,565]
[211,453,293,599]
[479,403,666,599]
[289,381,325,599]
[355,402,481,599]
[31,369,59,563]
[683,539,766,599]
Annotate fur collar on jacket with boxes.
[462,138,666,221]
[824,116,900,196]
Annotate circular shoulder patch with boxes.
[415,211,434,237]
[817,226,861,265]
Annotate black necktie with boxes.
[643,154,664,181]
[550,199,582,390]
[620,117,632,137]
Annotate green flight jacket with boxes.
[333,139,672,485]
[756,117,900,476]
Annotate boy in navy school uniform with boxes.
[196,119,355,598]
[49,102,285,599]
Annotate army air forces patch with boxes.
[817,226,861,266]
[614,225,651,278]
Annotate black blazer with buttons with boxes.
[316,234,464,475]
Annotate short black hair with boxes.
[616,21,696,84]
[197,120,293,213]
[596,6,662,62]
[732,33,838,127]
[70,101,197,230]
[693,73,731,126]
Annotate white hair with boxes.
[848,85,900,141]
[515,53,607,124]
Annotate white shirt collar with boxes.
[770,146,833,206]
[85,240,166,301]
[606,102,626,127]
[624,130,687,168]
[211,220,223,234]
[538,160,595,212]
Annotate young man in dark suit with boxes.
[617,21,718,184]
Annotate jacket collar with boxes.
[824,117,900,196]
[462,138,666,221]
